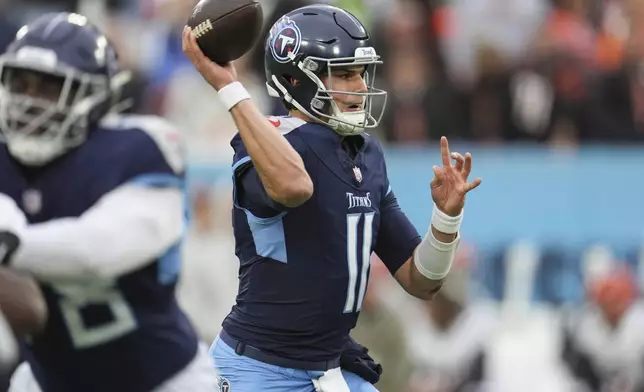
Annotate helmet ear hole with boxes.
[283,75,300,87]
[273,75,296,111]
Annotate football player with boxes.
[562,267,644,391]
[0,13,218,392]
[183,4,482,391]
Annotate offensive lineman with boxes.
[0,12,218,392]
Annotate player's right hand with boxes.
[182,26,238,91]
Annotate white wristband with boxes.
[431,204,463,234]
[414,230,459,280]
[413,205,463,280]
[218,82,251,111]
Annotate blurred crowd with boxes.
[6,0,644,150]
[3,0,644,392]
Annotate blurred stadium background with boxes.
[3,0,644,391]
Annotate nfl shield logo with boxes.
[22,189,42,215]
[353,166,362,183]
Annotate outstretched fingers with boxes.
[451,152,464,172]
[462,152,473,180]
[463,177,482,193]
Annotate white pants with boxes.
[9,342,218,392]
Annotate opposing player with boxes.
[183,4,482,391]
[0,13,218,392]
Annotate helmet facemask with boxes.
[0,55,122,166]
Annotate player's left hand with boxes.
[430,137,482,217]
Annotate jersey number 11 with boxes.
[344,212,375,313]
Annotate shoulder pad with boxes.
[100,114,185,174]
[266,116,307,135]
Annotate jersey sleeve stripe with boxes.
[129,173,184,188]
[243,209,288,263]
[232,156,252,173]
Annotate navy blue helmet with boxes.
[0,13,130,165]
[264,5,387,136]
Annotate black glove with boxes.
[340,337,383,384]
[0,231,20,266]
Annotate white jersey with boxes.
[406,302,498,391]
[564,301,644,390]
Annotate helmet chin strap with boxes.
[327,107,367,136]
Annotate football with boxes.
[187,0,263,64]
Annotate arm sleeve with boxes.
[10,186,183,280]
[231,131,309,219]
[235,165,286,218]
[374,189,422,275]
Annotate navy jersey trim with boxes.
[231,156,284,222]
[232,156,252,173]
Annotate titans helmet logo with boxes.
[269,16,301,63]
[218,376,231,392]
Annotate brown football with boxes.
[187,0,263,64]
